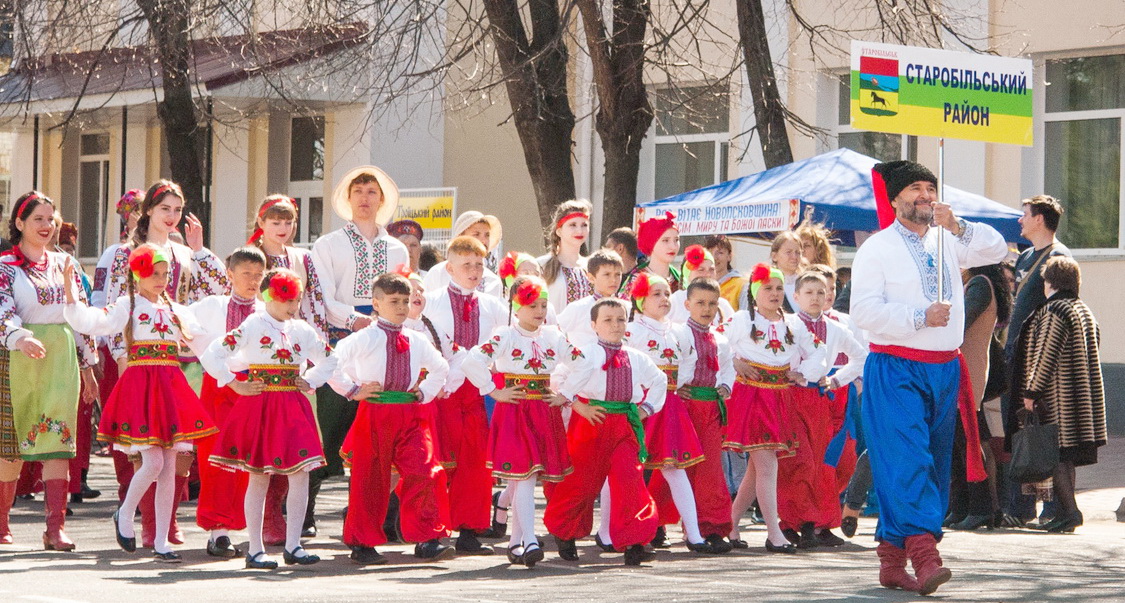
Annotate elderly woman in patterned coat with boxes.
[1008,256,1105,534]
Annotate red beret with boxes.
[636,212,677,256]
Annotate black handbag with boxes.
[1009,410,1059,483]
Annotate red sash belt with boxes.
[870,344,986,483]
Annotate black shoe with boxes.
[686,539,719,554]
[207,535,241,558]
[350,546,388,565]
[750,502,764,524]
[650,525,670,549]
[478,491,509,539]
[781,527,800,545]
[816,529,846,547]
[623,544,654,566]
[455,530,494,555]
[81,483,101,500]
[301,523,317,538]
[995,511,1024,528]
[113,509,136,553]
[506,544,524,565]
[729,538,749,549]
[594,533,615,552]
[153,550,182,563]
[797,522,819,549]
[245,551,278,569]
[522,543,544,568]
[950,514,993,531]
[764,538,798,554]
[1044,511,1083,533]
[841,515,858,538]
[554,536,579,561]
[415,539,455,561]
[70,493,84,504]
[706,534,734,554]
[284,546,320,565]
[942,512,966,528]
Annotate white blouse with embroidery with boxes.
[724,310,828,380]
[461,324,572,396]
[311,223,410,329]
[265,247,332,341]
[623,316,684,368]
[537,254,591,313]
[63,294,204,359]
[0,252,97,368]
[557,341,667,413]
[199,312,337,389]
[328,321,449,404]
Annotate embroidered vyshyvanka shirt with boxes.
[311,222,409,330]
[200,312,337,389]
[461,324,573,396]
[724,310,827,381]
[329,319,449,404]
[0,252,97,367]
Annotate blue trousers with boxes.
[862,352,959,548]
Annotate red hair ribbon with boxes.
[555,211,589,230]
[129,245,171,281]
[393,263,423,283]
[150,184,175,204]
[247,197,298,245]
[1,246,29,267]
[15,193,40,219]
[263,272,301,303]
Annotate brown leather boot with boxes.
[43,479,76,551]
[877,541,920,591]
[905,533,952,595]
[0,479,16,544]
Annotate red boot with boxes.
[168,475,187,545]
[0,479,16,544]
[262,477,288,546]
[140,483,157,548]
[876,541,920,592]
[43,479,76,551]
[905,533,952,595]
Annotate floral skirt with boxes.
[4,324,80,461]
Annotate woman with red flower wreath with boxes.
[62,244,216,562]
[668,245,735,327]
[461,275,576,567]
[721,263,828,554]
[199,268,336,569]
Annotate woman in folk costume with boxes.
[723,263,827,554]
[461,276,573,568]
[619,212,682,298]
[102,180,230,548]
[668,245,735,326]
[64,244,218,562]
[538,200,595,313]
[201,269,337,569]
[0,192,98,550]
[617,272,725,554]
[422,211,505,298]
[248,195,331,341]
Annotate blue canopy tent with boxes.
[638,148,1024,246]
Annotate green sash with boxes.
[365,390,417,404]
[587,399,647,463]
[684,386,728,426]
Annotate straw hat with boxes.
[332,165,400,225]
[451,210,503,252]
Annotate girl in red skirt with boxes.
[617,272,715,553]
[461,276,573,567]
[722,263,827,554]
[200,269,337,570]
[63,245,217,562]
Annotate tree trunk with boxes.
[735,0,793,168]
[575,0,653,233]
[135,0,209,233]
[481,0,577,230]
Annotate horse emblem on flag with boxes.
[859,56,899,117]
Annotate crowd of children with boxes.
[0,163,945,592]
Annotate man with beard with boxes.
[850,161,1007,595]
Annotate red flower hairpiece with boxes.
[512,279,547,310]
[117,190,144,217]
[682,244,713,272]
[264,272,301,303]
[750,263,774,284]
[630,272,668,311]
[498,251,519,282]
[392,263,422,283]
[129,246,171,281]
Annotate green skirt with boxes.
[2,324,81,461]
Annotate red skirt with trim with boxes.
[208,389,326,475]
[722,380,795,454]
[644,391,704,470]
[486,373,571,482]
[97,364,217,450]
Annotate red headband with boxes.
[150,184,175,203]
[556,211,588,229]
[247,198,298,245]
[16,193,40,218]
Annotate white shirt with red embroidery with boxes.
[311,222,409,330]
[422,263,504,299]
[724,310,828,380]
[558,341,667,414]
[422,283,510,393]
[63,294,204,360]
[623,315,684,369]
[673,320,736,392]
[668,289,736,328]
[0,252,97,367]
[461,324,573,396]
[199,312,337,388]
[265,247,332,341]
[328,321,449,404]
[189,295,266,352]
[808,315,867,387]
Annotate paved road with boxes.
[2,439,1123,602]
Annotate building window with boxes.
[78,133,110,259]
[1044,54,1125,250]
[290,116,324,182]
[653,85,730,200]
[835,74,917,162]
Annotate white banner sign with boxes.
[635,199,800,236]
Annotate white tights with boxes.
[245,471,310,558]
[505,478,538,553]
[730,449,788,545]
[118,447,178,553]
[597,468,703,545]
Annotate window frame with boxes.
[77,131,111,262]
[650,82,732,200]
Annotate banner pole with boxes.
[937,137,945,302]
